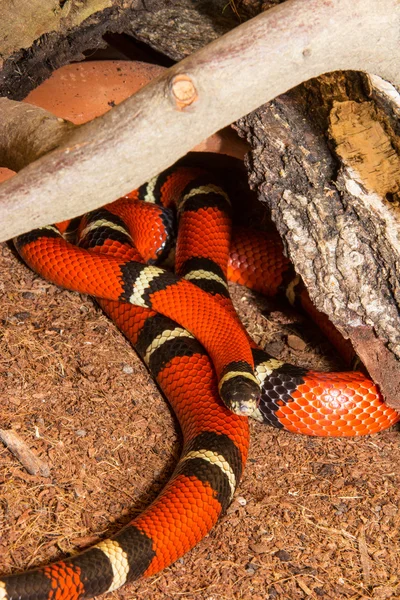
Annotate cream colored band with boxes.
[182,449,236,500]
[179,184,231,211]
[218,369,258,393]
[254,358,285,385]
[144,327,194,364]
[95,539,130,593]
[184,269,228,290]
[142,176,158,203]
[80,219,132,241]
[41,224,61,234]
[129,266,166,307]
[0,581,7,600]
[285,274,301,305]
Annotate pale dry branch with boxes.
[0,100,75,171]
[0,0,400,242]
[0,429,50,477]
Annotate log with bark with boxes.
[235,71,400,409]
[1,0,400,410]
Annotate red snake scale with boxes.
[2,163,398,600]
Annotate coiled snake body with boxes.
[1,163,398,600]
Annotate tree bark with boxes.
[235,71,400,408]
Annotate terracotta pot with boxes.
[0,60,248,185]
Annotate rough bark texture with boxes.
[235,71,400,408]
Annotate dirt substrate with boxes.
[1,240,399,600]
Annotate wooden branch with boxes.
[1,0,400,242]
[0,100,75,171]
[0,429,50,477]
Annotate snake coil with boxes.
[2,163,398,600]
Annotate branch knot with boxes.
[170,74,198,110]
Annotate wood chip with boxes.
[0,428,50,477]
[249,542,271,554]
[287,334,307,351]
[358,526,371,584]
[297,578,313,596]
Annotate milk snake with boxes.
[2,158,399,600]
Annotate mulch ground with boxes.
[1,237,399,600]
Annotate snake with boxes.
[1,160,398,600]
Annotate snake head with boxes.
[219,374,260,416]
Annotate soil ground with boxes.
[1,235,399,600]
[1,9,399,599]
